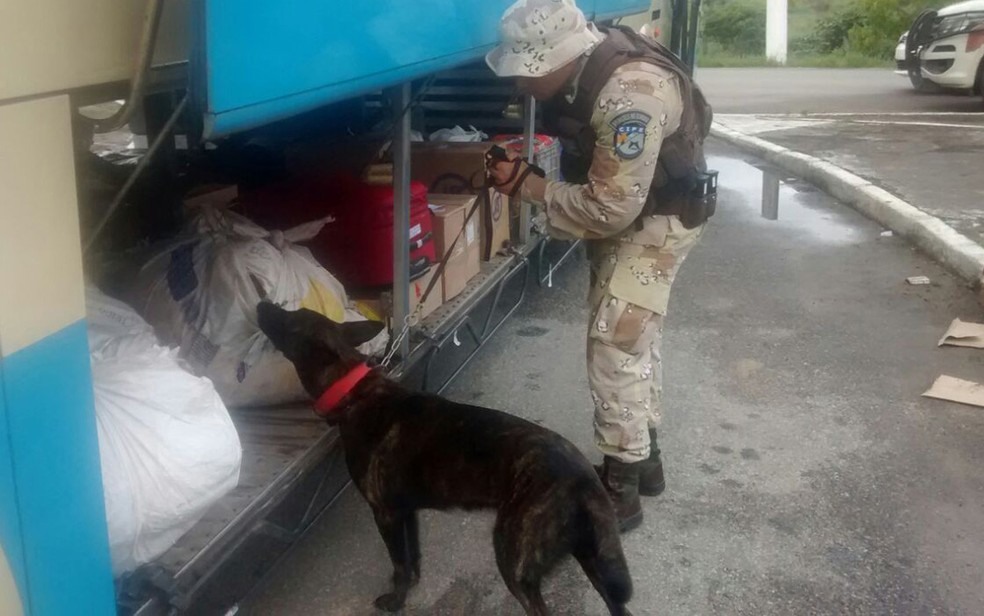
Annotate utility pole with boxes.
[766,0,788,65]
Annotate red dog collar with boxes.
[314,363,373,416]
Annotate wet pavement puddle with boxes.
[707,153,866,245]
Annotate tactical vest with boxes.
[542,25,715,229]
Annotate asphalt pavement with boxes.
[699,68,984,265]
[696,68,983,114]
[241,141,984,615]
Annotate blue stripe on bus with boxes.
[2,320,114,615]
[0,360,29,613]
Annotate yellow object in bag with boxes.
[300,278,346,323]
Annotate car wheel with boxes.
[908,67,935,93]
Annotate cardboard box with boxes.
[409,266,443,320]
[411,142,489,194]
[484,189,512,260]
[411,142,512,260]
[429,195,482,301]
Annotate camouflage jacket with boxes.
[526,59,700,315]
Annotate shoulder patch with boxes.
[610,111,651,161]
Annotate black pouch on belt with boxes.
[679,170,719,229]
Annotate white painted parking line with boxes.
[713,115,835,136]
[747,112,983,117]
[847,120,984,130]
[714,113,984,135]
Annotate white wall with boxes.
[0,0,188,102]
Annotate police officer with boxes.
[486,0,714,532]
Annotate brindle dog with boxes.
[257,303,633,615]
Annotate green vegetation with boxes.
[702,0,767,57]
[699,0,952,67]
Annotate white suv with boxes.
[896,0,984,99]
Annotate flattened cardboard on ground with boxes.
[938,319,984,348]
[923,375,984,409]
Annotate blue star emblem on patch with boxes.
[610,111,651,161]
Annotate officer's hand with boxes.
[488,152,548,203]
[488,151,523,196]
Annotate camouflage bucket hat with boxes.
[486,0,602,78]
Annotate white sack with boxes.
[86,287,242,575]
[129,207,387,407]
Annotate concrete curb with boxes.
[711,123,984,289]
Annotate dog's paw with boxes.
[374,592,406,613]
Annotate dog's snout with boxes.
[256,301,285,334]
[256,299,274,317]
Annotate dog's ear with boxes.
[337,320,385,349]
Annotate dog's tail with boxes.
[575,488,633,612]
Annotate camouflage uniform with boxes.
[529,58,704,464]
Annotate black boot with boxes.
[598,457,643,533]
[639,428,665,497]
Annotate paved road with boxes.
[697,68,982,114]
[701,67,984,255]
[716,111,984,246]
[242,142,984,615]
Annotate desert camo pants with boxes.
[587,215,704,463]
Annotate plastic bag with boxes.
[429,125,489,143]
[130,207,387,407]
[86,287,242,575]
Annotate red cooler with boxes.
[240,174,436,288]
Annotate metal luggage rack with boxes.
[129,404,344,615]
[402,243,536,394]
[404,235,585,393]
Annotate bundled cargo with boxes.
[128,207,387,407]
[86,287,242,575]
